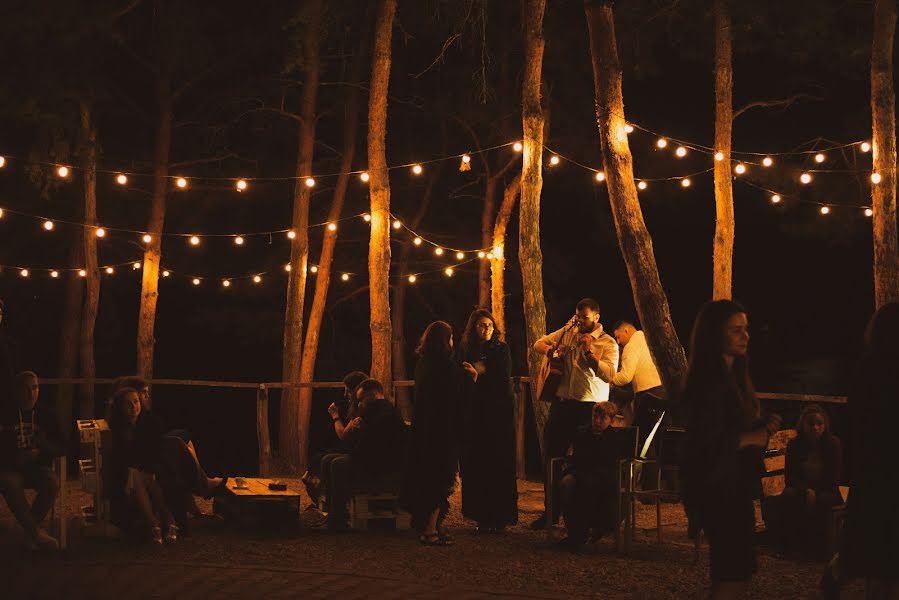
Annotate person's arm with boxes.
[584,336,617,383]
[611,342,638,387]
[534,327,565,357]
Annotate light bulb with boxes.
[287,230,296,239]
[362,213,371,222]
[105,266,114,275]
[656,138,668,149]
[360,172,370,182]
[871,172,882,184]
[456,251,464,260]
[327,222,337,231]
[814,153,825,163]
[444,267,454,277]
[189,235,200,246]
[50,271,59,278]
[305,177,315,188]
[284,264,292,272]
[0,208,3,218]
[800,173,812,184]
[341,273,349,281]
[865,207,874,217]
[734,163,746,175]
[234,236,244,245]
[132,262,141,270]
[637,181,647,190]
[20,269,29,277]
[222,280,230,288]
[715,152,725,161]
[43,220,54,231]
[142,234,152,243]
[413,237,422,246]
[253,275,262,283]
[624,124,634,134]
[820,205,830,215]
[487,252,494,260]
[392,220,401,230]
[116,174,128,185]
[549,155,560,166]
[478,251,486,258]
[493,245,503,258]
[236,179,247,191]
[57,166,69,178]
[861,142,871,153]
[176,177,187,188]
[192,278,201,285]
[434,247,444,256]
[304,265,315,274]
[78,269,86,277]
[462,154,471,164]
[771,194,781,204]
[513,142,523,152]
[95,228,106,238]
[162,270,170,277]
[595,171,605,182]
[408,275,416,283]
[762,157,773,167]
[675,146,687,158]
[0,156,5,168]
[681,178,691,188]
[412,164,423,175]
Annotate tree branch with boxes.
[733,93,822,121]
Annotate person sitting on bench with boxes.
[0,371,64,550]
[557,401,621,551]
[322,379,408,531]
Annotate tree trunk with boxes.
[392,161,442,420]
[136,68,173,381]
[79,98,100,418]
[712,0,734,300]
[872,0,899,307]
[368,0,396,388]
[520,0,549,459]
[479,176,498,308]
[584,0,688,395]
[280,0,323,473]
[297,31,363,470]
[56,239,83,432]
[491,176,521,339]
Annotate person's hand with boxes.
[345,417,363,433]
[805,488,817,509]
[327,402,339,419]
[462,362,478,381]
[765,413,782,435]
[579,334,593,352]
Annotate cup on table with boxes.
[234,477,247,489]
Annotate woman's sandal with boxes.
[419,533,453,546]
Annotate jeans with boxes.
[0,465,58,537]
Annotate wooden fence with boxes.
[42,377,846,477]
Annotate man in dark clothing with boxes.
[0,371,64,549]
[324,379,408,530]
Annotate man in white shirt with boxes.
[612,321,667,489]
[530,298,618,529]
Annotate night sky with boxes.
[0,1,889,470]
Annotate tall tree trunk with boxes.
[56,239,83,432]
[79,98,100,418]
[872,0,899,307]
[491,176,521,338]
[368,0,396,388]
[136,67,173,381]
[584,0,688,395]
[712,0,734,300]
[520,0,549,459]
[479,177,498,308]
[392,160,442,420]
[297,33,364,470]
[280,0,324,473]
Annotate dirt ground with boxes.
[0,477,866,599]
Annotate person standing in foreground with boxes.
[681,300,781,599]
[530,298,618,530]
[458,309,518,534]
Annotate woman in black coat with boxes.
[458,309,518,533]
[399,320,477,546]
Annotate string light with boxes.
[860,142,871,153]
[236,179,247,191]
[287,230,296,239]
[0,208,3,218]
[20,269,28,277]
[444,267,454,277]
[408,274,416,283]
[360,172,370,183]
[594,172,605,182]
[800,173,812,184]
[0,156,5,168]
[222,279,231,288]
[392,220,401,230]
[820,205,830,215]
[341,273,349,281]
[50,271,58,278]
[95,228,106,238]
[771,194,782,204]
[43,220,54,231]
[675,146,687,158]
[455,251,464,260]
[284,264,291,272]
[411,164,423,175]
[871,172,882,184]
[176,177,187,189]
[162,270,170,277]
[865,208,874,217]
[253,275,262,283]
[656,138,668,149]
[56,166,69,178]
[814,153,826,163]
[413,237,422,246]
[477,251,486,259]
[493,245,503,258]
[234,236,244,245]
[189,236,200,246]
[327,222,337,231]
[132,262,141,270]
[715,152,725,161]
[513,142,523,152]
[116,174,128,185]
[192,277,201,285]
[142,234,152,243]
[487,252,494,260]
[637,181,648,190]
[362,213,371,222]
[549,155,560,166]
[434,247,444,256]
[762,157,773,167]
[624,124,634,134]
[734,163,746,175]
[304,177,315,188]
[680,178,691,188]
[105,266,114,275]
[310,265,318,273]
[78,269,86,277]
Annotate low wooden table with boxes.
[215,478,301,531]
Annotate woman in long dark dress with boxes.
[681,300,781,599]
[399,321,477,546]
[458,309,518,533]
[822,302,899,599]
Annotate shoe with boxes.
[34,528,60,550]
[419,533,453,546]
[150,526,163,545]
[165,525,179,543]
[529,513,547,531]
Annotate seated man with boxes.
[0,371,64,550]
[322,379,408,531]
[557,401,621,550]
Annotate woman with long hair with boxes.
[400,320,477,545]
[822,302,899,599]
[458,309,518,533]
[681,300,781,599]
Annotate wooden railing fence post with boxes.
[256,384,272,477]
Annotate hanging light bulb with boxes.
[162,270,170,277]
[860,142,871,153]
[871,172,882,184]
[192,278,201,285]
[456,251,464,260]
[411,164,423,175]
[234,236,244,245]
[675,146,687,158]
[284,264,292,272]
[549,155,560,166]
[327,222,337,231]
[236,179,248,191]
[814,153,826,163]
[734,163,746,175]
[142,234,152,243]
[864,207,874,217]
[105,266,114,275]
[459,154,472,172]
[95,228,106,238]
[310,265,318,273]
[820,205,831,215]
[304,177,315,188]
[681,178,691,188]
[656,138,668,149]
[594,171,605,182]
[57,166,69,178]
[253,275,262,283]
[287,230,296,239]
[132,262,141,270]
[189,235,200,246]
[487,252,494,260]
[413,237,422,246]
[20,269,29,277]
[359,172,370,182]
[408,275,417,283]
[624,124,634,134]
[434,247,444,256]
[78,269,86,277]
[444,267,454,277]
[800,173,812,184]
[513,142,523,152]
[43,220,54,231]
[714,152,725,161]
[176,177,187,188]
[362,213,371,222]
[478,251,486,259]
[392,220,401,230]
[341,273,350,281]
[116,174,128,185]
[0,208,4,218]
[222,280,231,288]
[0,156,5,168]
[637,181,648,190]
[50,270,59,278]
[762,157,773,167]
[771,194,782,204]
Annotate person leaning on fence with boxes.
[681,300,781,599]
[106,387,178,544]
[0,371,64,550]
[556,401,621,551]
[778,403,842,557]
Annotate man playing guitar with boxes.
[530,298,619,530]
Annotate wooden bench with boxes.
[349,492,410,531]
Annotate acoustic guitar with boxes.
[536,317,578,403]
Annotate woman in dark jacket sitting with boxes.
[399,321,477,546]
[781,403,842,554]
